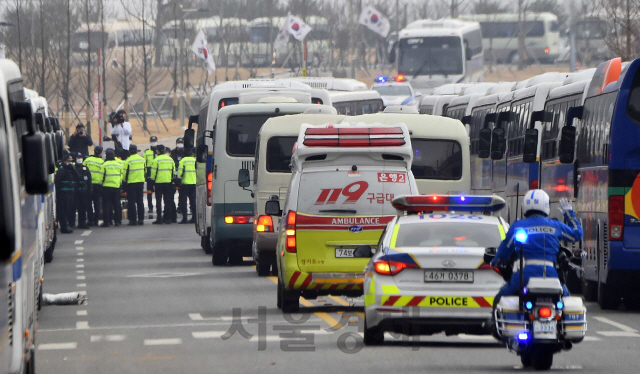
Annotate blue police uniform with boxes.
[492,211,583,303]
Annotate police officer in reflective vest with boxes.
[123,144,146,225]
[177,148,197,224]
[144,136,158,213]
[151,145,176,224]
[73,152,92,229]
[55,154,80,233]
[101,149,124,227]
[83,146,105,226]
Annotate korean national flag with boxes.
[191,30,216,74]
[286,15,313,41]
[273,25,290,50]
[358,6,391,38]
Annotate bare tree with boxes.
[594,0,640,60]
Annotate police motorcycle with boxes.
[484,238,587,370]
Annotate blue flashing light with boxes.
[460,196,466,201]
[515,229,528,244]
[525,301,533,310]
[376,76,389,83]
[517,332,529,341]
[522,287,528,295]
[556,301,564,310]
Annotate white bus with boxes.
[249,16,330,67]
[394,19,484,91]
[348,113,471,195]
[461,12,560,64]
[328,91,384,115]
[187,80,331,257]
[72,21,117,66]
[0,59,50,374]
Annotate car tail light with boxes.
[256,215,274,232]
[538,307,552,318]
[373,260,418,276]
[224,216,252,224]
[206,171,213,206]
[609,195,624,240]
[285,211,296,253]
[479,263,502,276]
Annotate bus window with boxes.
[266,136,297,173]
[227,114,281,157]
[411,139,463,180]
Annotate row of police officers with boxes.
[54,139,196,233]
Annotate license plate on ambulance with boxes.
[533,320,557,334]
[424,270,474,283]
[335,248,355,258]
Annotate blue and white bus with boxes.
[0,60,50,374]
[551,57,640,309]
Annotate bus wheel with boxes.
[212,241,226,266]
[26,347,35,374]
[257,256,271,276]
[281,289,300,313]
[277,279,283,309]
[598,282,621,310]
[202,229,212,255]
[581,277,598,302]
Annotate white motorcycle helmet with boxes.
[523,189,550,217]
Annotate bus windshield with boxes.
[227,114,282,157]
[398,36,463,76]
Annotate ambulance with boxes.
[268,122,419,312]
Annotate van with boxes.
[269,123,418,312]
[248,111,344,276]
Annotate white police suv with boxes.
[358,194,508,345]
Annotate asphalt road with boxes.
[36,215,640,373]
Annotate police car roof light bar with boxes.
[303,127,406,147]
[391,195,506,213]
[375,76,389,83]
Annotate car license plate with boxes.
[335,248,355,258]
[533,320,557,334]
[424,270,474,283]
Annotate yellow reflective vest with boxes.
[124,154,146,183]
[144,149,155,176]
[83,155,105,185]
[151,154,175,184]
[102,160,123,188]
[177,156,196,185]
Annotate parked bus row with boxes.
[1,59,60,374]
[415,56,640,311]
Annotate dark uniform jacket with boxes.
[55,164,80,193]
[74,163,93,194]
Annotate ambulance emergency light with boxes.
[302,125,406,147]
[391,194,506,212]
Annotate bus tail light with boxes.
[256,215,274,232]
[609,196,624,240]
[224,216,252,224]
[374,260,418,276]
[544,47,550,54]
[285,211,297,253]
[206,171,213,206]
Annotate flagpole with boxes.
[302,41,307,77]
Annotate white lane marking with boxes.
[596,331,640,337]
[82,230,92,236]
[77,321,89,329]
[78,252,84,256]
[189,313,253,321]
[77,276,86,280]
[76,247,84,250]
[582,336,601,341]
[91,335,126,342]
[77,310,88,316]
[457,334,497,340]
[192,331,225,339]
[78,290,87,296]
[76,270,84,274]
[76,259,84,262]
[593,316,638,332]
[77,283,86,288]
[75,240,84,244]
[76,264,84,268]
[144,338,183,346]
[127,272,200,278]
[38,342,77,350]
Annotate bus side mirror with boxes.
[55,131,64,159]
[387,42,396,63]
[478,128,491,159]
[566,106,583,127]
[523,128,539,164]
[461,115,472,125]
[530,110,553,127]
[559,125,576,164]
[238,168,250,188]
[183,128,195,150]
[188,114,198,130]
[465,46,472,61]
[196,144,208,163]
[490,127,506,160]
[22,132,49,194]
[265,199,282,216]
[204,130,214,139]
